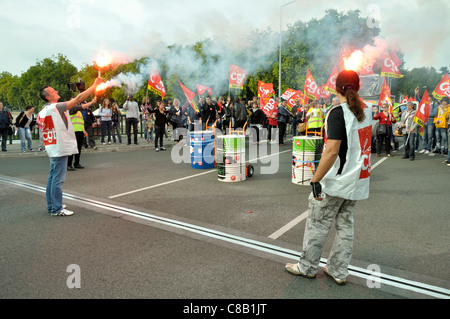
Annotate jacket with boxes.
[399,109,419,134]
[434,106,450,129]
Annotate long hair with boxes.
[335,70,365,122]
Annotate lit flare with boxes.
[344,50,363,72]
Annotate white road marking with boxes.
[268,155,388,240]
[1,175,448,299]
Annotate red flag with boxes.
[378,78,393,113]
[261,98,278,117]
[401,95,409,104]
[432,73,450,100]
[304,70,321,101]
[324,66,338,95]
[414,90,431,136]
[320,84,331,99]
[258,81,274,108]
[148,64,166,98]
[381,54,403,78]
[178,80,199,112]
[229,65,248,89]
[359,62,374,76]
[197,84,213,96]
[390,51,402,68]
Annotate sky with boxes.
[0,0,449,77]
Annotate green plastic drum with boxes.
[292,136,323,153]
[217,135,245,152]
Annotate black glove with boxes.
[310,182,322,198]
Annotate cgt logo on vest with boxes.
[41,116,57,146]
[358,126,372,179]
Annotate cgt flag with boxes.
[197,84,213,96]
[229,65,248,89]
[381,54,403,79]
[378,78,393,113]
[148,64,166,99]
[282,88,304,111]
[304,70,321,101]
[413,90,431,136]
[258,81,274,109]
[432,73,450,100]
[178,80,199,113]
[324,66,338,95]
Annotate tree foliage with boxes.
[1,10,448,111]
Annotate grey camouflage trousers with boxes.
[298,193,356,280]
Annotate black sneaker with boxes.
[67,166,76,171]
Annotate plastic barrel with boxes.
[190,131,215,169]
[217,135,246,182]
[292,136,324,185]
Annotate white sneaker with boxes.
[419,149,426,154]
[424,150,430,154]
[51,208,74,216]
[155,148,159,152]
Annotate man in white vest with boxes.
[286,70,372,285]
[39,78,102,216]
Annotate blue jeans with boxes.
[404,132,417,159]
[426,123,436,151]
[18,127,32,151]
[435,127,448,153]
[46,156,68,214]
[101,121,112,143]
[112,121,122,143]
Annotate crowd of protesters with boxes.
[1,88,449,166]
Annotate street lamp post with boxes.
[279,0,297,99]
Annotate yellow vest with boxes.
[307,108,324,129]
[434,106,450,129]
[70,111,85,132]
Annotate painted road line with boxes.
[268,155,388,240]
[1,175,448,299]
[108,149,292,199]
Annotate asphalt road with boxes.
[1,135,449,307]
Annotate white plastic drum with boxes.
[292,136,324,185]
[217,135,246,183]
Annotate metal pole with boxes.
[279,0,297,99]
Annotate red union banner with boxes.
[148,64,166,99]
[259,81,274,109]
[359,62,374,76]
[414,90,431,128]
[229,65,248,89]
[378,78,393,112]
[432,73,450,100]
[324,66,338,95]
[261,98,278,117]
[178,80,199,112]
[381,54,403,78]
[197,84,213,96]
[304,70,321,101]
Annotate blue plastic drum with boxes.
[190,131,215,169]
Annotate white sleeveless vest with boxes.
[321,102,372,200]
[39,103,78,158]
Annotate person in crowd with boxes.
[123,95,139,145]
[169,99,182,144]
[141,96,151,143]
[399,102,419,160]
[232,97,247,130]
[285,70,372,286]
[291,99,303,137]
[36,114,46,152]
[0,101,13,152]
[15,105,36,152]
[306,100,324,135]
[99,98,112,145]
[267,103,278,143]
[222,97,233,133]
[419,99,438,155]
[39,77,102,216]
[373,102,396,157]
[67,97,97,171]
[249,102,265,143]
[433,98,449,155]
[149,100,169,152]
[144,112,155,143]
[186,102,201,132]
[216,96,225,132]
[111,102,123,144]
[278,99,292,145]
[82,101,97,150]
[201,96,217,130]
